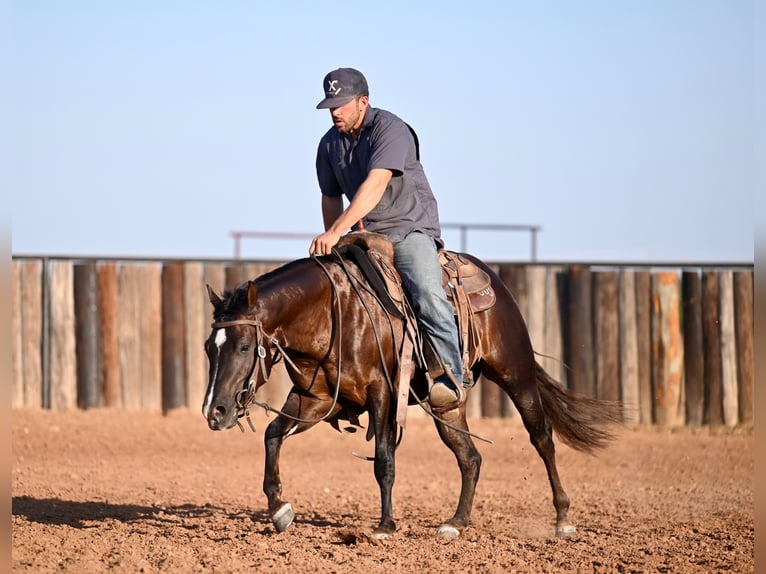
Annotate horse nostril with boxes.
[213,405,226,421]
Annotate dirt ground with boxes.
[12,407,753,573]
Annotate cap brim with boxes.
[316,94,356,109]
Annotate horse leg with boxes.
[432,405,482,538]
[367,392,398,539]
[262,391,327,533]
[507,379,575,537]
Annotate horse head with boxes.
[202,281,273,431]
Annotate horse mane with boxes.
[217,257,314,315]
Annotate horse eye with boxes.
[240,344,251,353]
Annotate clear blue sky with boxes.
[7,1,757,263]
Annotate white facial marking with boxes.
[203,328,227,417]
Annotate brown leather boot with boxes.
[428,365,466,411]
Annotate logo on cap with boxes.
[327,80,341,96]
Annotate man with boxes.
[309,67,465,411]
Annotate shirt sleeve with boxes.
[367,117,413,176]
[316,140,344,197]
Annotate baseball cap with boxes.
[316,68,369,109]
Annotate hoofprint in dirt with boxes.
[12,409,753,573]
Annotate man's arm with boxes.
[310,168,392,255]
[321,195,344,231]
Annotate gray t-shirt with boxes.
[316,106,443,245]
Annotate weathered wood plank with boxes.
[543,266,565,385]
[202,263,227,300]
[74,263,101,409]
[526,265,545,353]
[162,263,186,412]
[618,270,639,424]
[681,270,704,425]
[225,264,247,290]
[594,271,620,402]
[139,263,163,410]
[718,271,738,426]
[702,270,723,426]
[98,263,121,408]
[119,265,143,409]
[12,261,24,407]
[635,270,653,424]
[650,272,684,426]
[734,270,754,424]
[566,265,595,398]
[21,261,44,408]
[49,261,77,410]
[184,262,206,411]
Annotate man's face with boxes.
[330,96,368,134]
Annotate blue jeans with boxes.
[393,231,463,380]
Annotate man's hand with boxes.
[309,229,342,256]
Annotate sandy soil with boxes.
[12,408,753,573]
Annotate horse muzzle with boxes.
[206,404,238,431]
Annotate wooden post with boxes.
[119,265,142,409]
[566,265,595,398]
[718,271,738,426]
[49,260,77,410]
[650,272,684,427]
[22,261,44,408]
[74,262,101,409]
[702,270,723,426]
[139,263,163,410]
[593,271,620,402]
[162,263,186,412]
[681,269,704,425]
[635,270,653,424]
[619,270,639,424]
[526,265,545,353]
[184,262,207,410]
[12,261,24,407]
[98,263,122,407]
[203,263,227,301]
[734,270,754,424]
[14,261,44,408]
[543,266,565,384]
[225,264,247,290]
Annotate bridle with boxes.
[209,257,345,431]
[209,317,278,431]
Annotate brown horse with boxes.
[202,247,621,540]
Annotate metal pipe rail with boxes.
[230,223,542,261]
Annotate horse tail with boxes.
[535,362,623,453]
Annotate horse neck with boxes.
[255,258,336,350]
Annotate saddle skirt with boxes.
[336,231,496,382]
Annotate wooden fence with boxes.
[11,256,754,427]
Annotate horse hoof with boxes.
[371,530,390,540]
[556,524,576,537]
[436,524,461,539]
[272,503,294,533]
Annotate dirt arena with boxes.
[12,407,753,573]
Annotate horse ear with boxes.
[247,281,258,309]
[206,284,222,306]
